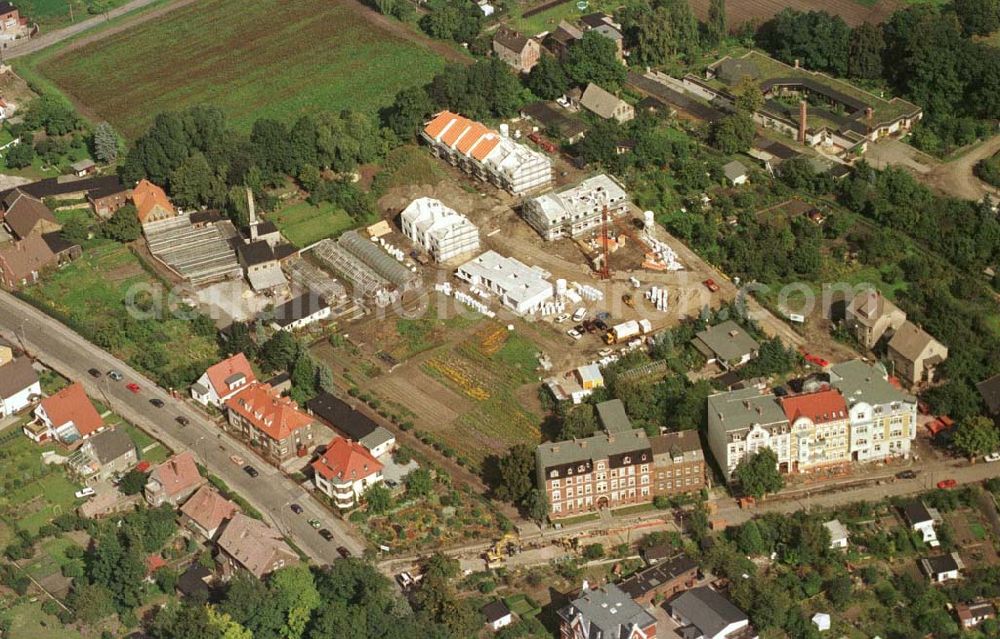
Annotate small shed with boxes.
[823,519,849,549]
[812,612,831,632]
[71,158,97,177]
[482,600,513,631]
[723,160,748,186]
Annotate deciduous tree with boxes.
[734,448,784,499]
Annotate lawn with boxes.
[33,0,449,137]
[509,0,616,37]
[269,200,358,248]
[121,422,169,464]
[16,0,133,28]
[24,536,82,581]
[5,602,84,639]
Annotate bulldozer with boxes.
[485,532,522,569]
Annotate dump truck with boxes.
[604,319,653,344]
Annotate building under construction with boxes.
[144,215,242,286]
[522,174,629,241]
[310,230,419,303]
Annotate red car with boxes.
[937,479,957,489]
[126,383,141,394]
[703,279,720,292]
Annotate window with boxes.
[551,479,560,488]
[623,456,631,465]
[549,470,559,478]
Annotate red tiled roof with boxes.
[39,382,103,437]
[423,111,458,139]
[455,122,490,154]
[180,485,238,533]
[226,383,314,442]
[205,353,255,399]
[146,554,167,574]
[312,437,382,484]
[132,179,175,223]
[470,134,501,161]
[780,389,848,424]
[423,111,502,161]
[149,451,204,500]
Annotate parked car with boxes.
[87,368,102,378]
[554,313,570,323]
[290,503,303,514]
[75,487,96,499]
[243,465,259,478]
[318,529,334,541]
[337,546,352,558]
[308,519,322,529]
[230,455,245,465]
[572,308,587,322]
[937,479,958,489]
[566,329,582,340]
[985,452,1000,463]
[108,370,123,381]
[703,278,720,292]
[896,470,918,479]
[149,398,164,408]
[126,383,141,394]
[175,416,189,427]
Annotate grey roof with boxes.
[494,27,531,53]
[0,356,38,398]
[829,359,915,407]
[902,501,933,525]
[847,290,903,327]
[558,584,655,636]
[722,160,748,182]
[889,321,944,361]
[618,554,698,599]
[714,58,760,84]
[338,230,417,289]
[823,519,849,542]
[71,159,96,172]
[591,23,622,41]
[88,428,136,465]
[669,587,748,638]
[536,429,651,470]
[707,387,787,434]
[649,431,703,463]
[596,399,631,433]
[978,373,1000,416]
[693,320,758,364]
[580,83,627,119]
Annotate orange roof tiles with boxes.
[455,122,489,153]
[39,382,103,437]
[180,485,238,533]
[780,389,848,425]
[226,383,314,442]
[470,134,501,161]
[205,353,255,399]
[312,437,382,484]
[423,111,459,139]
[441,119,471,147]
[132,179,175,223]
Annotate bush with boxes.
[582,543,605,560]
[41,599,61,616]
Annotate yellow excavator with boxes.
[485,532,522,569]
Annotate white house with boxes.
[522,174,630,241]
[723,160,748,186]
[400,197,480,263]
[190,352,256,409]
[482,600,513,631]
[268,294,331,332]
[456,251,553,314]
[311,437,384,509]
[811,612,830,632]
[921,552,963,583]
[823,519,849,550]
[903,501,940,547]
[29,382,104,444]
[0,355,40,417]
[669,586,756,639]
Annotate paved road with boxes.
[0,290,364,563]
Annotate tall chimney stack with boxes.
[246,187,258,242]
[799,100,808,144]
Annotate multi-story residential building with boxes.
[536,429,653,518]
[400,197,480,263]
[67,428,137,485]
[311,437,384,509]
[224,383,316,463]
[558,583,657,639]
[707,387,791,481]
[179,485,238,541]
[522,174,629,241]
[190,352,256,409]
[780,388,851,473]
[144,451,205,507]
[887,321,948,387]
[422,111,553,195]
[216,513,298,580]
[492,27,541,73]
[0,354,40,417]
[649,430,706,496]
[456,250,553,314]
[28,382,105,444]
[668,587,756,639]
[830,359,917,463]
[845,289,907,350]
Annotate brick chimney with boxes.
[799,100,808,144]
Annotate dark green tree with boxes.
[494,443,535,503]
[954,0,1000,36]
[564,32,626,90]
[707,0,727,44]
[733,448,784,499]
[405,468,434,498]
[952,415,999,459]
[848,22,885,79]
[526,54,570,100]
[102,204,141,242]
[383,86,433,138]
[710,112,755,154]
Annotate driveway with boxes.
[0,290,364,563]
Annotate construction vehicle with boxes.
[604,319,653,344]
[485,532,522,568]
[622,293,635,308]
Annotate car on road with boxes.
[75,487,96,499]
[126,382,141,394]
[290,503,303,514]
[896,470,918,479]
[150,398,164,408]
[566,329,582,340]
[243,465,259,478]
[337,546,352,558]
[108,370,123,381]
[87,368,102,378]
[318,529,334,541]
[554,313,570,323]
[986,452,1000,463]
[230,455,245,465]
[703,278,720,292]
[175,416,189,427]
[308,519,322,529]
[572,308,587,322]
[937,478,958,489]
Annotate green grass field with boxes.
[510,0,616,36]
[35,0,448,137]
[6,602,84,639]
[269,201,357,248]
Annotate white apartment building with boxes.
[522,174,629,241]
[400,197,480,263]
[830,359,917,463]
[422,111,552,195]
[456,250,553,314]
[707,387,791,481]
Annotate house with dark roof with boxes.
[0,355,39,417]
[482,599,513,631]
[176,564,213,599]
[596,398,632,433]
[955,600,996,629]
[618,553,698,605]
[902,500,940,547]
[579,13,624,60]
[558,583,656,639]
[668,586,756,639]
[306,392,395,458]
[887,321,948,387]
[650,430,706,497]
[692,321,759,370]
[68,428,137,484]
[1,190,60,240]
[920,552,963,583]
[520,101,588,143]
[493,27,540,73]
[978,373,1000,422]
[544,20,583,59]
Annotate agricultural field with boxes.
[688,0,901,28]
[16,0,132,29]
[32,0,451,138]
[269,200,358,248]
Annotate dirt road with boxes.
[923,133,1000,201]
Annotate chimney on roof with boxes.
[794,59,800,69]
[247,187,259,242]
[799,100,808,144]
